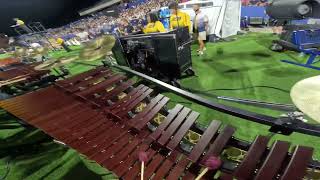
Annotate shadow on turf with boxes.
[210,61,274,74]
[209,52,274,62]
[263,67,304,77]
[251,52,272,58]
[62,161,105,180]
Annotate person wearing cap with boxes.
[14,18,25,26]
[12,18,33,34]
[193,4,209,55]
[143,12,166,34]
[56,37,71,52]
[168,2,191,32]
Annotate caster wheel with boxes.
[171,80,181,88]
[186,68,195,76]
[270,43,284,52]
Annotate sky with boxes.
[0,0,102,35]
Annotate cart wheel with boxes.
[171,80,181,88]
[186,68,195,76]
[270,43,284,52]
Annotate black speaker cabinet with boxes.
[112,27,192,80]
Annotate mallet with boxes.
[195,156,222,180]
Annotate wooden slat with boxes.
[39,109,97,132]
[76,74,125,97]
[80,127,129,156]
[128,94,164,126]
[111,86,148,112]
[61,119,113,144]
[68,124,124,150]
[0,87,59,112]
[203,125,236,160]
[68,70,112,92]
[112,144,150,176]
[92,133,133,164]
[81,126,126,156]
[182,171,196,180]
[166,157,190,179]
[10,97,79,121]
[29,102,84,123]
[152,159,175,180]
[109,84,144,109]
[158,107,191,146]
[41,108,98,131]
[97,80,134,101]
[141,154,165,179]
[149,104,183,141]
[58,113,106,132]
[234,136,269,179]
[47,114,105,141]
[0,88,44,106]
[122,149,157,180]
[188,120,221,162]
[0,69,28,80]
[166,111,199,150]
[57,117,112,142]
[134,97,170,130]
[63,123,117,146]
[103,138,143,170]
[117,88,153,117]
[280,146,313,180]
[75,123,119,144]
[56,66,105,87]
[36,109,96,135]
[255,141,290,180]
[220,173,234,180]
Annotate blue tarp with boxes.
[241,6,268,19]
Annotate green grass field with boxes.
[0,32,319,179]
[0,54,12,60]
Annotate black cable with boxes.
[204,86,290,93]
[182,87,218,99]
[170,100,192,105]
[179,85,291,105]
[184,85,290,95]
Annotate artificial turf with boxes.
[0,32,319,179]
[0,54,11,60]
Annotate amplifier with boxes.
[112,27,193,83]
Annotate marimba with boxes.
[0,66,319,180]
[0,57,22,71]
[0,63,55,97]
[0,62,48,80]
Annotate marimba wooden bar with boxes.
[0,66,318,180]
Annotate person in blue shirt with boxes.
[193,4,209,56]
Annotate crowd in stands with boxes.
[9,0,188,50]
[241,0,268,6]
[44,0,172,46]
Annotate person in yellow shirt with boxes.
[56,38,71,52]
[143,12,166,34]
[168,2,191,32]
[12,18,33,34]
